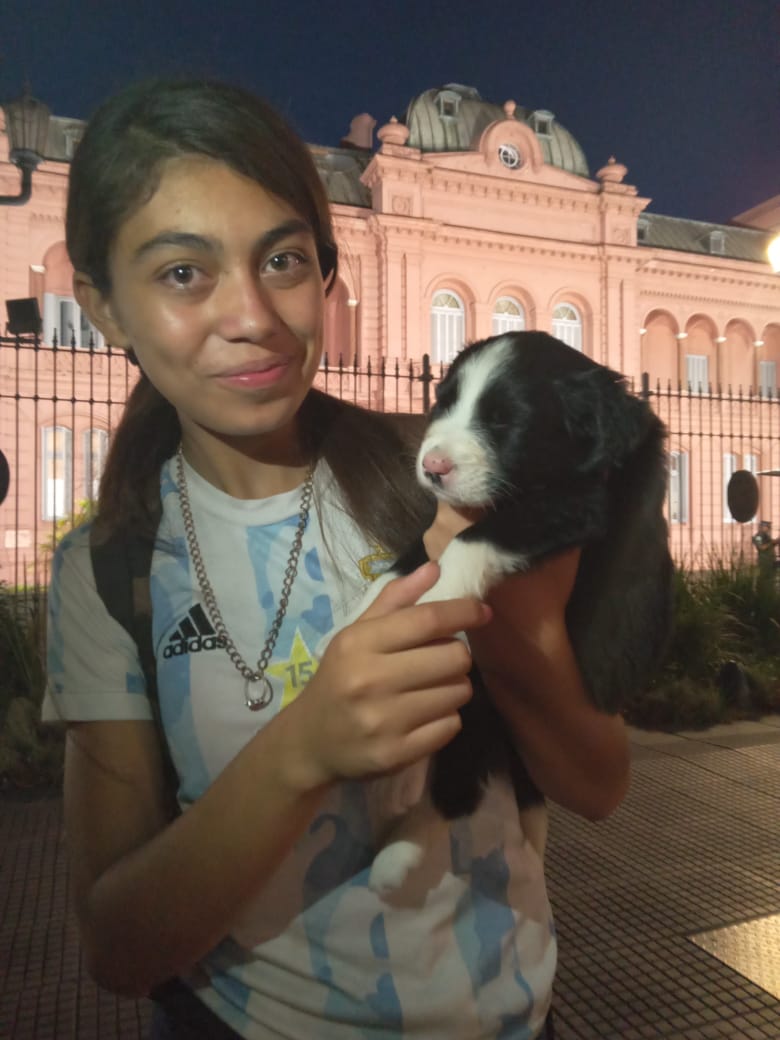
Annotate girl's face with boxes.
[78,157,326,459]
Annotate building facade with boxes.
[1,83,779,586]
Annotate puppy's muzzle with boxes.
[422,451,453,488]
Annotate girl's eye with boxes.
[161,264,200,287]
[263,251,308,276]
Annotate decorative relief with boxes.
[31,212,66,224]
[391,195,412,215]
[614,227,631,245]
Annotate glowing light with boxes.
[768,234,780,273]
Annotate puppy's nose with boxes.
[422,451,453,478]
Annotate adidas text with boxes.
[164,634,225,658]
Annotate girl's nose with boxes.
[215,273,280,342]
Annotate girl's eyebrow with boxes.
[131,219,313,264]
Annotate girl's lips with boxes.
[214,358,291,389]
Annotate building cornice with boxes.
[350,214,670,268]
[637,255,780,289]
[639,283,780,309]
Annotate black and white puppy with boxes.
[356,331,673,891]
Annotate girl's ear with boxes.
[73,273,131,349]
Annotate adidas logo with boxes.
[164,604,226,659]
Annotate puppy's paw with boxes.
[418,539,526,603]
[368,840,424,895]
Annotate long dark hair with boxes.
[69,79,431,552]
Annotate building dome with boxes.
[403,84,589,177]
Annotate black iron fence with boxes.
[644,375,780,566]
[1,334,779,591]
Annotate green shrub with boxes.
[0,697,64,790]
[627,677,723,732]
[0,584,63,791]
[630,554,780,731]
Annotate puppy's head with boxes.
[418,332,654,507]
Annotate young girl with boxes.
[44,79,630,1040]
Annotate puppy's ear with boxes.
[554,366,651,473]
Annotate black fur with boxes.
[393,331,674,815]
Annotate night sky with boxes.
[1,0,777,225]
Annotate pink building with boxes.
[1,83,779,586]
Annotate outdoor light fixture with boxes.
[768,233,780,273]
[5,297,42,335]
[1,88,50,206]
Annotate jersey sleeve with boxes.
[42,524,154,723]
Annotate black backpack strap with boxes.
[90,523,180,811]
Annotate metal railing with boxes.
[1,333,779,591]
[643,374,780,567]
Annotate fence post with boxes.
[640,371,651,402]
[420,353,433,413]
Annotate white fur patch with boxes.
[417,537,527,603]
[417,336,515,506]
[368,840,424,893]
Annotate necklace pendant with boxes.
[245,676,274,712]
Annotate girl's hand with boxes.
[281,563,492,792]
[479,545,580,647]
[423,501,485,562]
[424,501,580,641]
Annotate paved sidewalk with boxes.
[1,719,779,1039]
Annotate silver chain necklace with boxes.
[175,447,314,711]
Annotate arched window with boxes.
[552,303,583,352]
[668,451,688,525]
[42,425,72,520]
[492,297,526,335]
[322,277,352,366]
[42,294,103,349]
[759,360,777,398]
[431,291,465,364]
[83,428,108,500]
[685,354,709,394]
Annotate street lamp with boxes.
[1,88,51,206]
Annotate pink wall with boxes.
[1,102,780,580]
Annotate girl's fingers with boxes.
[303,563,492,783]
[359,563,441,621]
[357,596,491,656]
[366,641,474,695]
[387,714,465,769]
[393,680,473,732]
[354,564,492,654]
